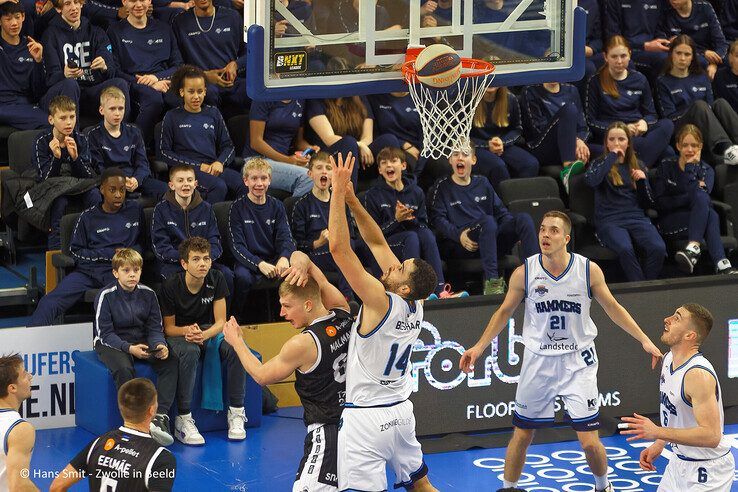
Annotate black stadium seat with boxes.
[498,176,560,205]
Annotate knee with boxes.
[479,215,498,234]
[111,365,135,383]
[176,341,200,363]
[515,213,535,232]
[512,427,535,447]
[559,102,578,119]
[58,78,81,99]
[579,437,603,455]
[713,98,730,112]
[645,235,667,256]
[693,99,710,113]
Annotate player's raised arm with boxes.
[589,261,663,368]
[329,152,389,316]
[459,265,526,373]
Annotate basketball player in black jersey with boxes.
[50,378,176,492]
[223,250,351,491]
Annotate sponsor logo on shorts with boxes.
[539,341,578,351]
[379,417,412,432]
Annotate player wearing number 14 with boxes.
[460,211,663,492]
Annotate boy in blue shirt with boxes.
[87,86,168,199]
[28,167,143,326]
[362,147,467,299]
[93,247,177,446]
[228,158,295,316]
[428,147,538,295]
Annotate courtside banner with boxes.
[0,323,92,429]
[411,276,738,436]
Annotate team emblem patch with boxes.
[534,285,548,297]
[104,438,115,451]
[325,325,337,337]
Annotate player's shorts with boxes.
[658,451,735,492]
[337,399,428,491]
[512,344,600,431]
[294,423,339,492]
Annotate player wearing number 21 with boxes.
[460,210,663,492]
[223,250,352,491]
[621,304,735,491]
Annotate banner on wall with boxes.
[0,323,92,429]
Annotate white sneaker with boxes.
[596,483,614,492]
[724,145,738,165]
[174,413,205,446]
[227,406,247,440]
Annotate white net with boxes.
[405,68,495,160]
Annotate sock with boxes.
[594,474,609,490]
[502,480,518,489]
[686,243,701,255]
[717,258,732,271]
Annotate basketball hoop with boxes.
[402,49,496,160]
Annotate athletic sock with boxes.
[502,479,518,488]
[594,474,609,490]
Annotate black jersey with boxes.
[70,426,176,491]
[295,308,353,426]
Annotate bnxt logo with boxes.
[274,51,307,73]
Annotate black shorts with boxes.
[294,423,338,491]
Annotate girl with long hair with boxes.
[584,121,666,281]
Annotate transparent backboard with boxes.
[245,0,586,101]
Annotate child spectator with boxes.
[428,147,538,295]
[228,158,296,312]
[584,121,666,281]
[0,2,79,130]
[658,0,726,79]
[41,0,130,117]
[244,98,316,197]
[713,40,738,110]
[586,35,675,168]
[159,237,247,445]
[107,0,183,145]
[363,147,467,299]
[28,167,143,326]
[87,87,168,199]
[158,65,246,204]
[93,248,177,446]
[657,35,738,165]
[653,124,738,274]
[33,95,99,250]
[151,165,234,293]
[290,151,353,299]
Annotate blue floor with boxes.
[28,409,738,491]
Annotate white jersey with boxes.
[0,408,24,492]
[660,351,732,460]
[345,292,424,407]
[523,253,598,355]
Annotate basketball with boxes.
[414,44,462,88]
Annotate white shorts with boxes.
[658,452,735,492]
[294,423,338,492]
[513,345,600,431]
[337,400,428,491]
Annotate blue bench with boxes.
[73,349,262,437]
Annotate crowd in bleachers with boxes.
[3,0,738,326]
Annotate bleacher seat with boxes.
[73,349,263,437]
[507,196,566,229]
[498,176,560,205]
[0,125,17,165]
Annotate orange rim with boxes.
[402,57,495,84]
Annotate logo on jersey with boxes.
[274,51,307,73]
[660,391,678,417]
[534,285,548,297]
[104,438,115,451]
[325,325,337,337]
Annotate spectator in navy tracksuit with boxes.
[719,0,738,42]
[290,152,353,298]
[657,0,727,79]
[228,158,296,313]
[363,147,467,299]
[653,124,738,274]
[107,0,183,146]
[368,92,426,178]
[244,99,315,197]
[0,2,79,129]
[577,0,604,100]
[151,165,234,294]
[605,0,670,81]
[93,247,177,446]
[41,0,130,117]
[713,40,738,109]
[158,65,246,204]
[584,121,666,281]
[306,96,401,185]
[86,86,168,199]
[171,0,249,114]
[657,35,738,165]
[586,35,675,168]
[34,95,100,250]
[28,168,143,326]
[428,147,538,296]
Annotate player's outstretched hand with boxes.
[223,316,243,348]
[642,339,663,369]
[329,152,355,192]
[459,345,480,373]
[638,444,662,471]
[620,413,659,441]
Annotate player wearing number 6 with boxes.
[460,211,663,492]
[329,153,438,492]
[621,304,735,491]
[222,250,352,492]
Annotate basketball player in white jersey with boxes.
[460,211,663,492]
[329,153,439,492]
[0,354,38,492]
[621,304,735,491]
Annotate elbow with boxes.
[707,431,722,448]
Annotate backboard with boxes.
[245,0,586,101]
